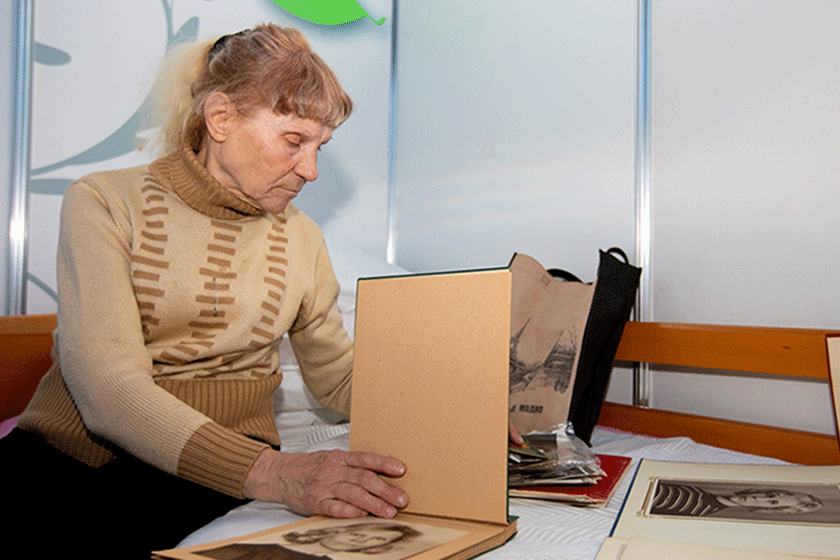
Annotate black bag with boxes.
[548,248,641,445]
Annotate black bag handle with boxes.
[547,248,630,283]
[546,268,582,282]
[605,247,630,264]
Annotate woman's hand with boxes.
[509,418,525,446]
[243,448,408,518]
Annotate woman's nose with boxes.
[296,149,319,182]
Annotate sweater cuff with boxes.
[177,421,269,498]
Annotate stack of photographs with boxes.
[508,434,632,506]
[508,434,604,487]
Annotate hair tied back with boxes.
[208,29,250,61]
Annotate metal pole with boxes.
[385,0,399,265]
[7,0,34,316]
[633,0,653,407]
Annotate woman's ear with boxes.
[204,92,238,142]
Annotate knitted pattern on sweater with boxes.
[19,148,353,497]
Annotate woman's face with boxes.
[318,528,405,552]
[730,490,817,512]
[206,106,333,214]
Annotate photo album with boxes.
[597,459,840,560]
[155,265,519,560]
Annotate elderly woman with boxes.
[4,24,406,558]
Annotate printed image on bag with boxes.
[508,254,592,435]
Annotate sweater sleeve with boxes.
[56,178,267,497]
[288,233,353,418]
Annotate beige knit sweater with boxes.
[19,148,353,497]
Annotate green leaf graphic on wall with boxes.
[272,0,386,25]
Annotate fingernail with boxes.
[385,506,397,517]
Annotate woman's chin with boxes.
[261,194,297,214]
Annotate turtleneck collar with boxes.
[149,147,265,220]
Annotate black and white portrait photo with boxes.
[646,478,840,524]
[195,518,468,560]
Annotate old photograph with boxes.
[645,478,840,524]
[195,518,469,560]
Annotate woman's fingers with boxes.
[343,452,408,507]
[313,451,408,518]
[316,496,368,519]
[345,450,406,478]
[509,418,525,446]
[323,479,400,518]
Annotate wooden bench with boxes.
[2,314,838,466]
[597,321,840,465]
[0,313,57,422]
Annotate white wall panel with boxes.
[392,1,638,279]
[392,1,639,408]
[651,1,840,328]
[650,1,840,434]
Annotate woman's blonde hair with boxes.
[152,24,353,155]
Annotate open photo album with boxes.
[598,459,840,559]
[156,264,520,560]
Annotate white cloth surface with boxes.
[178,424,787,558]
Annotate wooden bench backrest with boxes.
[599,321,840,465]
[0,313,57,421]
[614,322,830,380]
[2,316,837,464]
